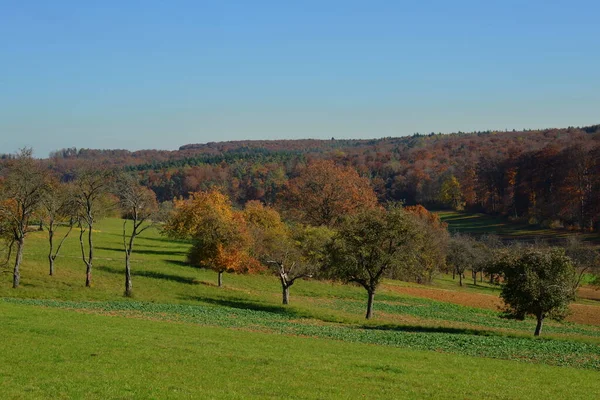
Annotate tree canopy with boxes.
[324,205,419,319]
[500,248,576,336]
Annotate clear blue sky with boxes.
[1,0,599,157]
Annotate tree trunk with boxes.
[13,239,24,289]
[85,264,92,287]
[473,270,477,286]
[459,272,463,287]
[365,289,375,319]
[85,225,93,287]
[282,284,290,305]
[534,314,544,337]
[124,252,132,297]
[218,271,223,287]
[48,223,54,276]
[452,269,455,280]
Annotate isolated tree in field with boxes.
[164,190,260,286]
[245,201,333,304]
[324,205,417,319]
[500,248,576,336]
[73,167,114,287]
[40,178,77,276]
[116,174,159,296]
[404,205,449,283]
[281,160,377,227]
[0,149,49,288]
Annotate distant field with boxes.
[437,210,600,245]
[1,218,599,398]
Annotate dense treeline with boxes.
[35,124,600,231]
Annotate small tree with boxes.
[164,189,261,286]
[404,205,449,283]
[40,178,77,276]
[500,248,576,336]
[0,149,49,288]
[564,236,599,290]
[324,205,417,319]
[245,201,333,304]
[446,234,479,286]
[72,167,114,287]
[116,175,159,296]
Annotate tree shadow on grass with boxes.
[97,266,200,285]
[96,246,187,257]
[163,259,190,267]
[182,295,301,318]
[106,232,191,245]
[361,323,500,337]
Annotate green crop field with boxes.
[1,218,599,399]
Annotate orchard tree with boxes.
[404,205,449,283]
[446,234,480,286]
[164,189,261,286]
[564,236,599,290]
[40,178,77,276]
[500,248,576,336]
[116,174,159,296]
[0,149,49,288]
[245,200,333,304]
[73,167,114,287]
[281,160,377,227]
[324,205,418,319]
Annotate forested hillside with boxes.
[16,124,600,231]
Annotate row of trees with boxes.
[0,149,162,295]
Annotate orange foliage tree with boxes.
[281,160,377,227]
[163,189,261,286]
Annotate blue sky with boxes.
[1,1,599,157]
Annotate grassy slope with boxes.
[437,210,600,245]
[1,218,600,398]
[2,301,599,400]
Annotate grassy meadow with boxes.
[1,218,600,399]
[438,210,600,244]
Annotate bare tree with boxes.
[0,149,49,288]
[446,233,480,287]
[116,175,159,296]
[73,167,114,287]
[564,236,599,290]
[40,178,77,276]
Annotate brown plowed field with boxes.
[384,285,600,326]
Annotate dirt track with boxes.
[384,285,600,326]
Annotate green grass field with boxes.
[1,218,599,399]
[437,210,600,245]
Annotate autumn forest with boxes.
[33,124,600,232]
